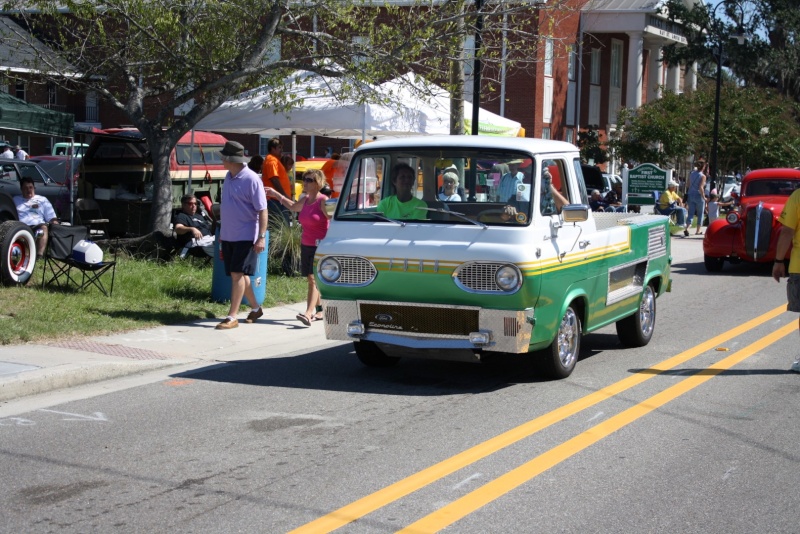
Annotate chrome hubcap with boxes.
[557,308,579,367]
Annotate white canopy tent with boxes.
[195,69,432,139]
[196,69,524,140]
[378,72,524,137]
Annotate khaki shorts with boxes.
[788,274,800,312]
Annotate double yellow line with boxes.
[291,305,792,534]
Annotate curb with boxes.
[0,360,189,403]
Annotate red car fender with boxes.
[703,217,739,257]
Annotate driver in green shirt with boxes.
[377,162,428,220]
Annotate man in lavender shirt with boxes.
[216,141,269,330]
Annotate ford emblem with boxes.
[375,313,393,322]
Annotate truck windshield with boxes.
[335,148,536,226]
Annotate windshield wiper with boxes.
[417,207,487,228]
[345,210,406,226]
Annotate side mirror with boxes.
[561,204,589,223]
[325,197,338,217]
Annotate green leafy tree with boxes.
[1,0,573,232]
[661,0,800,102]
[577,126,608,165]
[613,80,800,172]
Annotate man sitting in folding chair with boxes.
[41,224,117,296]
[173,194,214,258]
[13,176,59,258]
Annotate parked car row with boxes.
[29,155,81,187]
[0,160,71,220]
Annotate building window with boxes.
[15,81,25,101]
[544,38,554,77]
[568,46,576,81]
[47,83,57,106]
[542,127,551,140]
[611,40,623,88]
[264,38,281,65]
[543,78,553,124]
[259,137,269,156]
[590,48,601,85]
[463,35,475,101]
[463,35,475,76]
[566,129,574,144]
[352,36,368,65]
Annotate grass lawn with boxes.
[0,255,307,345]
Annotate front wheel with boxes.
[354,340,400,367]
[0,221,36,286]
[704,255,725,272]
[541,305,581,379]
[616,285,656,347]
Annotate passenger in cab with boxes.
[377,163,427,220]
[438,172,461,201]
[540,169,569,215]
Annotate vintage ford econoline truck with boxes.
[316,136,671,378]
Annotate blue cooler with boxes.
[211,227,268,307]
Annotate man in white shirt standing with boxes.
[13,176,59,258]
[14,145,28,160]
[0,143,14,159]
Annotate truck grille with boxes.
[745,203,773,260]
[454,262,507,292]
[360,303,479,335]
[328,256,377,286]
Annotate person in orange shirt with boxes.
[262,137,291,224]
[261,138,290,196]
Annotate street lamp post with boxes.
[708,0,748,193]
[710,31,724,194]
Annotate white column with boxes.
[684,62,698,94]
[648,46,664,102]
[666,64,680,93]
[626,32,644,109]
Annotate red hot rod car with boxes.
[703,168,800,272]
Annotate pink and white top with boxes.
[298,194,330,246]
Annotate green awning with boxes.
[0,91,74,138]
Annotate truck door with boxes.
[539,158,590,283]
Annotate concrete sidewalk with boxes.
[0,237,705,404]
[0,303,343,403]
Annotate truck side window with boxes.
[540,160,570,216]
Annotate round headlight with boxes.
[318,257,341,283]
[495,265,521,292]
[726,212,739,224]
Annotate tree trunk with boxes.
[450,2,466,136]
[147,135,181,235]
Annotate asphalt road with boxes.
[1,237,798,533]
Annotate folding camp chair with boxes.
[41,223,117,296]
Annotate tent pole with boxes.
[291,131,297,200]
[187,129,196,195]
[68,137,74,225]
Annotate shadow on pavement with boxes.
[171,343,586,396]
[671,257,774,277]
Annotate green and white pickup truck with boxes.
[316,136,672,378]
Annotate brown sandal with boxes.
[296,313,311,326]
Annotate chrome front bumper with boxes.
[321,299,533,354]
